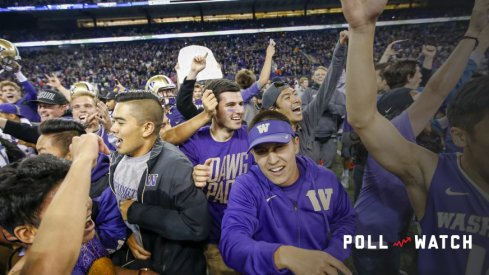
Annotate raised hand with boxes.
[97,101,112,131]
[421,45,437,58]
[339,30,349,45]
[202,89,218,119]
[70,133,108,165]
[466,0,489,37]
[45,73,62,89]
[266,43,276,58]
[191,53,208,75]
[192,159,212,188]
[340,0,388,29]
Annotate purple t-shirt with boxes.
[355,111,415,243]
[419,153,489,275]
[179,125,254,244]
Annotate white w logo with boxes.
[257,123,270,134]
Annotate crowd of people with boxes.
[5,20,485,96]
[0,0,488,274]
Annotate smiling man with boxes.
[179,78,255,274]
[109,91,209,274]
[261,32,348,162]
[219,111,355,275]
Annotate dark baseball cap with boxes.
[377,87,415,120]
[99,91,117,100]
[248,119,295,151]
[262,81,292,109]
[31,89,69,105]
[0,103,23,117]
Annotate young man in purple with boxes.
[179,79,254,274]
[0,61,40,122]
[342,0,489,274]
[220,111,355,275]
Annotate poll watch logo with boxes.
[343,234,473,250]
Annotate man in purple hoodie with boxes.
[220,111,355,275]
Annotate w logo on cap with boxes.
[257,123,270,134]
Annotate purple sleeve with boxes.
[219,177,286,274]
[18,80,38,103]
[323,181,355,261]
[240,82,261,104]
[94,188,127,252]
[391,111,416,142]
[179,138,199,166]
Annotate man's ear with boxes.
[293,136,300,154]
[450,126,468,148]
[142,122,156,138]
[13,225,37,244]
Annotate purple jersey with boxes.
[419,153,489,275]
[355,111,415,243]
[179,125,254,244]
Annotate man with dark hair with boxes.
[180,78,254,274]
[382,59,422,90]
[220,110,355,275]
[36,118,127,253]
[0,154,111,274]
[342,0,489,273]
[261,32,347,164]
[110,91,209,274]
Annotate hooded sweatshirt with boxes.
[220,155,355,274]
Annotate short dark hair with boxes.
[447,75,489,135]
[0,155,70,233]
[382,59,418,89]
[39,119,86,156]
[205,79,241,103]
[235,69,256,89]
[249,110,291,132]
[115,91,164,135]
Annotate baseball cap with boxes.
[262,81,292,109]
[248,119,295,151]
[99,91,117,100]
[31,89,69,105]
[0,103,22,117]
[377,87,415,120]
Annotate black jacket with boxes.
[109,139,210,274]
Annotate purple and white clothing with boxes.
[73,237,108,275]
[355,111,415,244]
[220,156,355,274]
[180,125,254,244]
[419,153,489,275]
[14,72,40,122]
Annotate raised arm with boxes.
[241,43,276,104]
[176,54,207,120]
[342,0,488,219]
[302,33,347,125]
[407,11,489,136]
[162,89,217,145]
[45,73,71,102]
[1,118,40,144]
